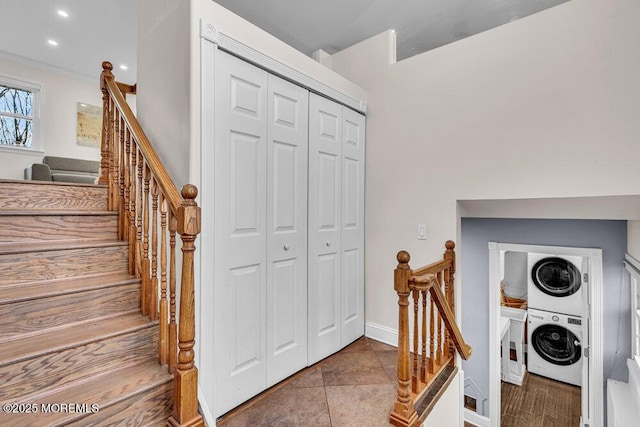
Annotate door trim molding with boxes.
[200,20,366,114]
[488,242,603,427]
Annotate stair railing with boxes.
[100,62,203,427]
[390,241,473,427]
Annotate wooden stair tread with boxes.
[0,313,155,368]
[0,209,116,216]
[0,272,140,305]
[0,238,127,255]
[1,361,172,426]
[67,381,173,426]
[0,179,106,188]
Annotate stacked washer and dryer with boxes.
[527,253,585,387]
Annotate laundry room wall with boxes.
[502,251,528,300]
[460,218,628,414]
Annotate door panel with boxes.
[308,94,342,364]
[266,74,308,386]
[229,264,262,375]
[213,51,268,415]
[341,108,365,346]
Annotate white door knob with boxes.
[284,244,290,251]
[326,241,332,247]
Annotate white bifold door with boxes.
[213,51,309,415]
[308,93,365,364]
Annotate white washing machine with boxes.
[527,252,585,317]
[527,308,583,387]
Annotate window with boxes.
[0,75,41,151]
[625,255,640,363]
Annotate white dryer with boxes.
[527,252,585,317]
[527,308,583,387]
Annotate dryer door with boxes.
[531,257,582,297]
[531,324,581,366]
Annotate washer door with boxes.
[531,257,581,297]
[531,324,581,366]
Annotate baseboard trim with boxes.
[464,408,490,427]
[365,322,398,347]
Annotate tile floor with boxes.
[215,337,409,427]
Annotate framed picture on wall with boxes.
[76,102,102,147]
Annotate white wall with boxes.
[137,0,191,187]
[0,57,103,180]
[424,371,462,427]
[628,221,640,260]
[327,0,640,340]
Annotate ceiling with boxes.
[0,0,568,84]
[212,0,569,60]
[0,0,137,84]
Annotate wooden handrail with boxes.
[390,241,472,427]
[420,274,472,360]
[101,64,182,213]
[100,61,203,427]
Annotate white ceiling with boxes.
[0,0,568,84]
[212,0,569,60]
[0,0,137,84]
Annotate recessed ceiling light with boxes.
[47,40,58,46]
[119,65,128,70]
[57,10,69,18]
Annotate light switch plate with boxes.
[417,224,427,240]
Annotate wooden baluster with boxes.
[390,251,419,427]
[99,62,113,186]
[421,289,428,383]
[108,98,117,210]
[142,163,151,317]
[127,137,136,276]
[442,268,450,360]
[437,270,444,364]
[117,113,125,240]
[169,211,178,373]
[411,288,419,393]
[122,126,130,242]
[159,193,169,365]
[150,177,159,320]
[136,149,145,313]
[168,185,204,427]
[429,290,435,375]
[444,240,456,364]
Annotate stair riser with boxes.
[0,326,158,402]
[0,183,108,211]
[0,245,128,285]
[0,285,140,342]
[0,362,172,426]
[67,382,173,427]
[0,215,118,242]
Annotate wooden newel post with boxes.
[443,240,456,364]
[168,184,204,427]
[99,62,113,187]
[390,250,420,427]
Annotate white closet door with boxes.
[341,108,365,346]
[213,51,268,415]
[308,93,343,364]
[266,74,309,385]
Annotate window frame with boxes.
[0,74,43,153]
[624,254,640,366]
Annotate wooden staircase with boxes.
[0,180,174,425]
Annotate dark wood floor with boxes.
[501,372,581,427]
